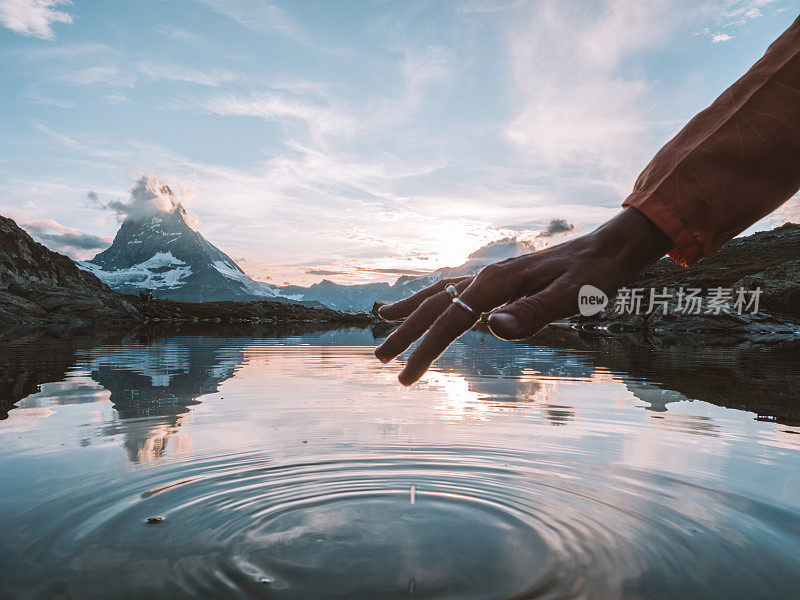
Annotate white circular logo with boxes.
[578,284,608,316]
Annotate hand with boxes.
[374,207,674,385]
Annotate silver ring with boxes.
[452,297,479,319]
[445,284,459,300]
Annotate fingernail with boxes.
[487,312,519,338]
[373,347,392,364]
[398,369,416,386]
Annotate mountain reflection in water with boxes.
[2,327,797,414]
[0,325,799,599]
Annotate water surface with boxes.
[1,326,799,599]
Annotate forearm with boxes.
[624,15,800,266]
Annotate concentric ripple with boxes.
[11,445,800,599]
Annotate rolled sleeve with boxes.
[623,14,800,266]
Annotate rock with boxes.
[734,259,800,319]
[569,223,800,342]
[0,215,140,326]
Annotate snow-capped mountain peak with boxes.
[77,201,278,302]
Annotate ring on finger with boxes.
[452,297,479,319]
[445,284,459,300]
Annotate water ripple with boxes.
[17,444,800,599]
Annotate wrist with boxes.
[591,207,674,269]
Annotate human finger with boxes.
[374,278,470,363]
[377,276,471,321]
[487,278,575,340]
[397,277,498,385]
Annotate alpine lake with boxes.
[1,323,799,599]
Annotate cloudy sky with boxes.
[1,0,798,285]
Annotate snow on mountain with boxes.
[210,259,279,297]
[79,251,192,291]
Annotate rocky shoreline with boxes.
[130,296,374,327]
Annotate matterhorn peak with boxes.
[76,177,279,302]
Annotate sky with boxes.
[1,0,799,285]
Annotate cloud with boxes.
[724,2,766,23]
[192,93,353,136]
[34,122,134,159]
[137,61,238,87]
[402,45,455,92]
[93,176,185,222]
[23,218,112,254]
[195,0,299,38]
[0,0,73,39]
[105,94,129,104]
[768,194,800,227]
[504,1,691,191]
[700,1,775,42]
[467,237,537,262]
[153,24,201,44]
[499,0,785,195]
[26,92,76,108]
[356,267,432,276]
[33,58,235,93]
[58,66,137,88]
[456,222,575,267]
[537,218,575,238]
[306,269,345,276]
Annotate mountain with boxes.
[279,280,394,311]
[277,238,538,310]
[78,186,280,302]
[0,215,139,325]
[0,213,371,327]
[76,184,538,310]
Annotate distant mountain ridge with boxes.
[277,238,539,310]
